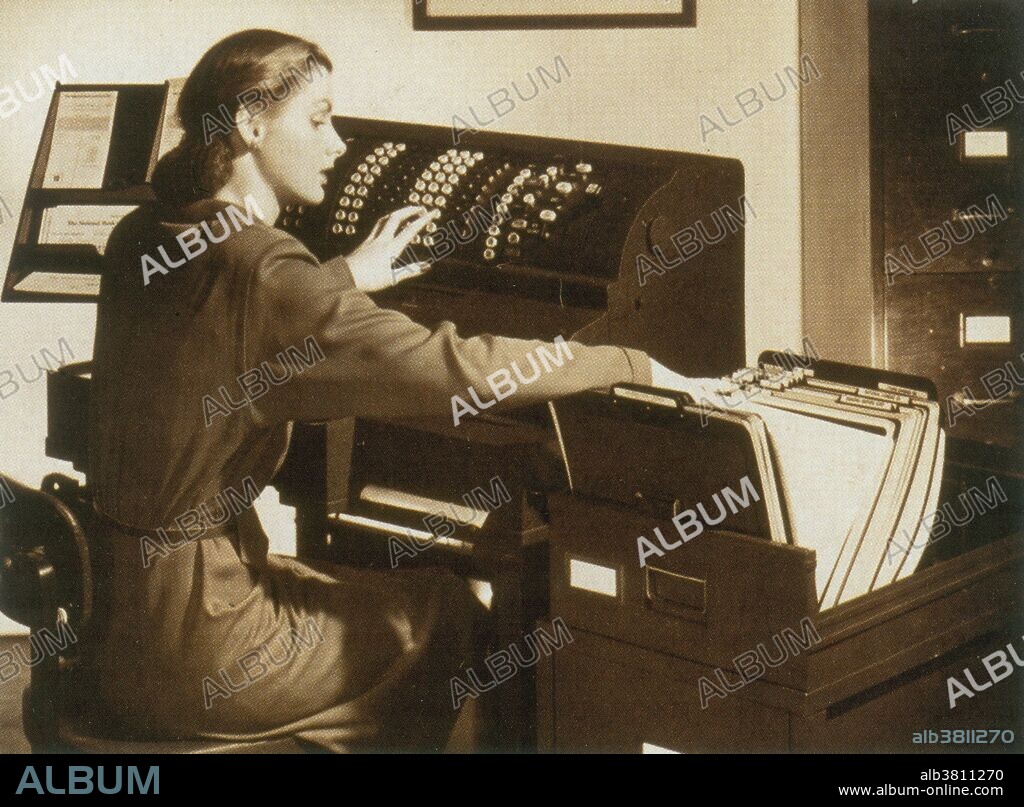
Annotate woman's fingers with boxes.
[377,206,430,239]
[368,216,389,239]
[392,209,440,250]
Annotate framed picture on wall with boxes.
[412,0,696,30]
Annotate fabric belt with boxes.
[90,503,269,567]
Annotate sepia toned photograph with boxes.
[0,0,1021,792]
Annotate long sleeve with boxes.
[240,231,651,425]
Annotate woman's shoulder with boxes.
[150,196,322,268]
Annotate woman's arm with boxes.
[240,231,652,425]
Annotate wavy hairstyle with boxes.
[152,29,332,208]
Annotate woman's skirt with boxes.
[76,508,486,752]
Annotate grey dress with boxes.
[80,197,652,751]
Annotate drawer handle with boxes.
[949,25,1002,37]
[951,391,1021,408]
[953,208,1015,224]
[645,565,707,620]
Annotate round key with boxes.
[379,156,390,166]
[430,161,441,171]
[423,235,435,247]
[576,162,592,173]
[345,224,356,235]
[428,181,439,192]
[473,152,484,161]
[435,196,446,207]
[358,163,369,173]
[338,197,351,207]
[409,191,421,203]
[540,209,557,222]
[351,173,362,183]
[374,146,385,155]
[488,225,501,236]
[483,248,496,260]
[523,193,536,206]
[396,143,406,152]
[426,221,438,233]
[459,150,470,159]
[501,193,513,204]
[556,181,574,195]
[344,184,355,194]
[415,179,426,191]
[386,148,398,158]
[455,165,467,176]
[508,232,520,244]
[442,163,455,174]
[357,186,368,197]
[441,183,453,194]
[335,210,346,220]
[366,154,377,163]
[446,148,457,157]
[370,165,381,176]
[439,154,450,164]
[422,193,433,205]
[352,198,364,208]
[332,223,343,234]
[485,236,497,248]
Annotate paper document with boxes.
[42,90,118,189]
[38,205,136,254]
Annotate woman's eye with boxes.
[312,118,327,127]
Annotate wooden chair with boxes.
[0,472,307,753]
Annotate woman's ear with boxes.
[234,106,266,151]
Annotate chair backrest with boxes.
[0,473,95,749]
[0,473,92,634]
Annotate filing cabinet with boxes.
[872,0,1023,452]
[537,437,1024,753]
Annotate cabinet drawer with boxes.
[883,182,1021,276]
[885,273,1023,447]
[547,630,790,753]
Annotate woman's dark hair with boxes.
[152,29,332,207]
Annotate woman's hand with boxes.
[344,206,440,292]
[649,358,734,405]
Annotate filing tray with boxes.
[540,356,1024,752]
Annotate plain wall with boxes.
[0,0,803,633]
[799,0,873,366]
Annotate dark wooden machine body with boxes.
[271,117,747,749]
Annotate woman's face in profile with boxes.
[254,67,345,207]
